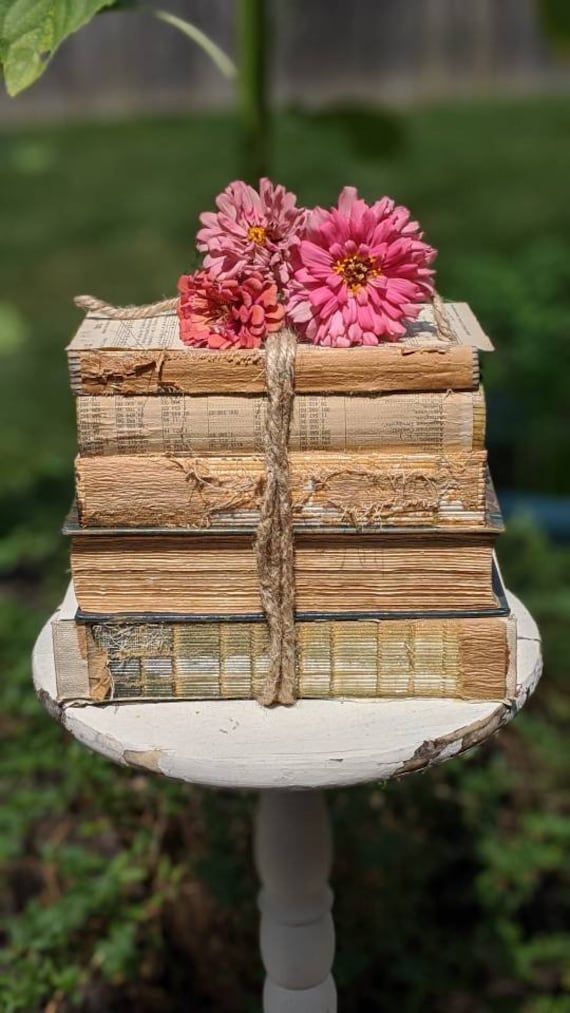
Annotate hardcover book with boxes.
[67,480,503,617]
[75,387,486,456]
[51,581,516,704]
[67,302,492,397]
[75,449,488,529]
[69,532,500,616]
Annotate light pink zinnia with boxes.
[177,269,284,350]
[197,178,306,292]
[286,187,437,346]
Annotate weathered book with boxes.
[75,387,486,456]
[67,302,492,396]
[75,449,488,529]
[69,532,501,616]
[52,582,516,704]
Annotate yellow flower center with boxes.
[333,253,379,293]
[247,224,267,246]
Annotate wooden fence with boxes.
[0,0,566,123]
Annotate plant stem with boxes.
[238,0,270,182]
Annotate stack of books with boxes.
[52,300,516,703]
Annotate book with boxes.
[75,449,488,529]
[51,582,517,704]
[69,531,500,616]
[67,302,492,396]
[75,387,486,456]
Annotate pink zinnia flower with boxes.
[177,269,285,350]
[286,187,437,346]
[197,178,306,292]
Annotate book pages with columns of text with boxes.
[75,388,486,456]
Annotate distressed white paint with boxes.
[33,591,542,791]
[32,590,541,1011]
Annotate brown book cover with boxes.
[67,302,492,396]
[74,449,488,530]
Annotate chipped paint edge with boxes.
[32,592,542,790]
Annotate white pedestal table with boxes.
[32,591,542,1013]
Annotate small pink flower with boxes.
[177,269,285,350]
[197,178,306,292]
[286,187,437,346]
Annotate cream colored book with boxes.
[75,388,486,456]
[51,583,516,704]
[67,302,492,396]
[74,449,488,529]
[69,531,499,616]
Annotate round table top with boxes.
[33,591,541,790]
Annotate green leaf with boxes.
[154,9,236,79]
[0,0,115,96]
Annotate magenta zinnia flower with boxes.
[286,187,437,346]
[177,269,285,350]
[197,178,306,292]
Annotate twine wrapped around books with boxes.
[76,291,452,339]
[431,291,453,341]
[74,290,451,707]
[75,295,178,318]
[254,329,297,705]
[74,294,298,706]
[76,291,452,336]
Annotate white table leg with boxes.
[254,790,337,1013]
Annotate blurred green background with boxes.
[1,18,570,1010]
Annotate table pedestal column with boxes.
[254,790,336,1012]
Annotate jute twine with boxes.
[431,291,453,341]
[254,329,297,705]
[75,295,178,318]
[74,290,451,707]
[75,291,453,337]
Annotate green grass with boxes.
[0,98,569,1011]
